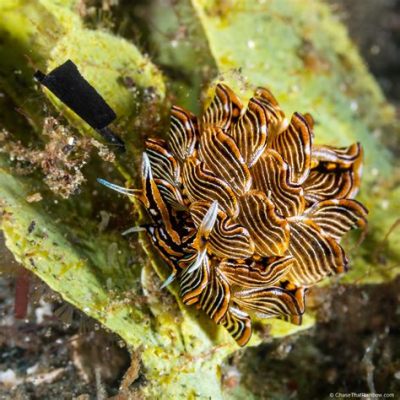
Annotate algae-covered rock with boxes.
[0,0,399,398]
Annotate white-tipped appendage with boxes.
[97,178,136,196]
[199,200,219,238]
[160,272,176,289]
[185,201,218,276]
[142,152,153,180]
[122,226,147,236]
[186,248,207,275]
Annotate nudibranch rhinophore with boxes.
[100,84,368,346]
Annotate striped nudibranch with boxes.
[99,84,367,346]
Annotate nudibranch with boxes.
[100,84,368,346]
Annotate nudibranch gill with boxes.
[100,84,368,346]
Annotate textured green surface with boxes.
[0,0,399,398]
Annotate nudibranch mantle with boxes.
[101,84,367,346]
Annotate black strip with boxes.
[35,60,125,151]
[97,127,125,149]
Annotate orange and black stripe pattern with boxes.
[103,83,367,346]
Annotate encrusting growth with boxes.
[100,84,368,346]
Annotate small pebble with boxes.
[26,193,43,203]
